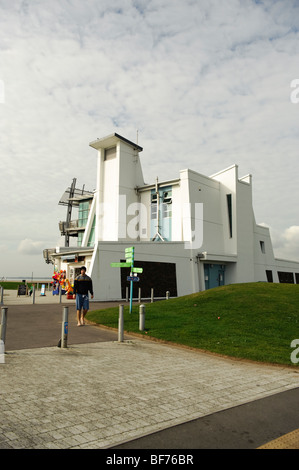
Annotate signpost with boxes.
[111,247,143,313]
[111,262,131,268]
[131,267,143,274]
[17,284,27,297]
[61,307,68,348]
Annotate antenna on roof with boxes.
[65,178,76,247]
[152,177,165,242]
[136,129,139,144]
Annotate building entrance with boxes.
[68,266,82,284]
[204,264,225,290]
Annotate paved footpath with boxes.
[1,290,299,449]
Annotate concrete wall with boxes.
[90,241,195,301]
[92,137,145,243]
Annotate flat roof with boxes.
[58,187,94,206]
[89,132,143,152]
[136,178,180,192]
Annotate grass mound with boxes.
[87,282,299,365]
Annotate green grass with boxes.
[0,282,24,290]
[87,282,299,366]
[0,282,37,290]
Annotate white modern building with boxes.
[44,132,299,300]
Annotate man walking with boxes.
[73,266,94,326]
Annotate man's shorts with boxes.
[76,294,89,311]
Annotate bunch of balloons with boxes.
[51,270,73,295]
[65,279,73,295]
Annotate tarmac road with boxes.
[113,387,299,449]
[1,291,299,450]
[4,301,129,350]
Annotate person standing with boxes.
[73,266,94,326]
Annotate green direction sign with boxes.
[131,267,143,274]
[110,262,132,268]
[111,247,141,315]
[125,247,134,265]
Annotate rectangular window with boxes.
[151,193,157,220]
[162,203,172,218]
[78,201,89,228]
[87,215,96,247]
[226,194,232,238]
[260,241,265,253]
[104,146,116,160]
[266,270,273,282]
[162,190,172,204]
[278,271,294,284]
[150,186,172,240]
[162,190,172,218]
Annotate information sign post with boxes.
[111,247,143,313]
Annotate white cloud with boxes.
[269,225,299,261]
[17,239,46,256]
[1,0,299,275]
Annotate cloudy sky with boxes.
[1,0,299,278]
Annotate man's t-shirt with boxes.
[73,274,93,296]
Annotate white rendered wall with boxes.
[253,223,278,282]
[93,138,144,243]
[235,179,255,283]
[90,241,196,301]
[210,165,238,256]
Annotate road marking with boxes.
[258,428,299,449]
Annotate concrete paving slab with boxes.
[1,289,299,450]
[1,289,130,350]
[0,339,298,449]
[1,288,77,306]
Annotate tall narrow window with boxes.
[260,241,265,253]
[87,215,96,247]
[151,193,157,220]
[226,194,232,238]
[104,146,116,160]
[78,201,89,228]
[78,232,83,247]
[162,190,172,218]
